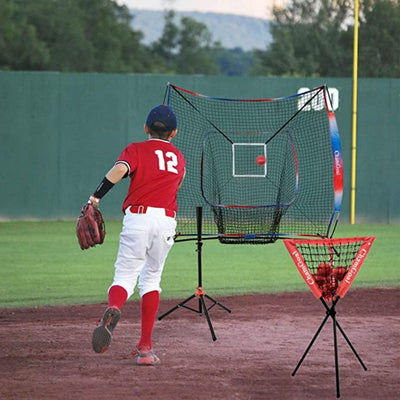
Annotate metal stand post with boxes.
[158,207,231,341]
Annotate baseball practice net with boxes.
[166,84,343,244]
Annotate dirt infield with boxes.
[1,288,399,400]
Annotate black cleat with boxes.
[92,307,121,353]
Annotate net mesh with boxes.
[284,237,375,301]
[167,84,341,243]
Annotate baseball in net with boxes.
[284,236,376,301]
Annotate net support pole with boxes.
[332,307,341,398]
[196,206,204,313]
[157,206,231,341]
[350,0,359,224]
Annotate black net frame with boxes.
[165,84,343,244]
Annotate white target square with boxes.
[232,143,267,177]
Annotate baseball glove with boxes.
[76,203,105,250]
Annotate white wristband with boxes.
[88,195,100,207]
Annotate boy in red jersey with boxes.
[88,104,185,365]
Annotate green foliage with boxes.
[0,221,398,308]
[359,0,400,77]
[0,0,50,69]
[149,10,179,73]
[150,11,220,75]
[213,47,255,76]
[0,0,398,77]
[253,0,400,77]
[252,0,354,77]
[1,0,151,72]
[176,16,219,75]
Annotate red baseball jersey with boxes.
[116,138,186,213]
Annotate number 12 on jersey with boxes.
[154,150,178,174]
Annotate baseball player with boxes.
[89,104,186,365]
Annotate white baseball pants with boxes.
[109,206,176,298]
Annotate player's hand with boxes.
[76,202,105,250]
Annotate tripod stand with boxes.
[292,296,367,398]
[158,207,231,341]
[284,236,375,399]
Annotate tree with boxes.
[0,0,151,72]
[149,10,179,73]
[77,0,151,72]
[252,0,354,77]
[359,0,400,77]
[213,47,254,76]
[252,0,400,78]
[20,0,95,71]
[149,12,220,75]
[176,16,219,75]
[0,0,50,70]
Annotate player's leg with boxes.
[110,211,153,300]
[135,290,161,365]
[91,284,128,353]
[92,211,150,353]
[135,214,176,365]
[107,284,128,309]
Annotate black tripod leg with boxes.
[335,319,367,371]
[333,313,341,398]
[323,298,367,371]
[292,312,330,376]
[158,294,196,320]
[200,294,217,341]
[158,207,230,340]
[205,294,232,313]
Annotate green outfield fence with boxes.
[0,72,399,223]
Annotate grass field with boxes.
[0,221,399,308]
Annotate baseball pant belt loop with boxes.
[128,205,176,218]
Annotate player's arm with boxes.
[105,162,129,184]
[178,167,186,190]
[89,163,129,208]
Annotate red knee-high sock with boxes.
[138,290,160,348]
[108,285,128,309]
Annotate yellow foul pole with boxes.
[350,0,359,224]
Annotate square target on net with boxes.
[232,143,267,177]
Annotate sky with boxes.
[115,0,287,20]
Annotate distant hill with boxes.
[129,10,271,51]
